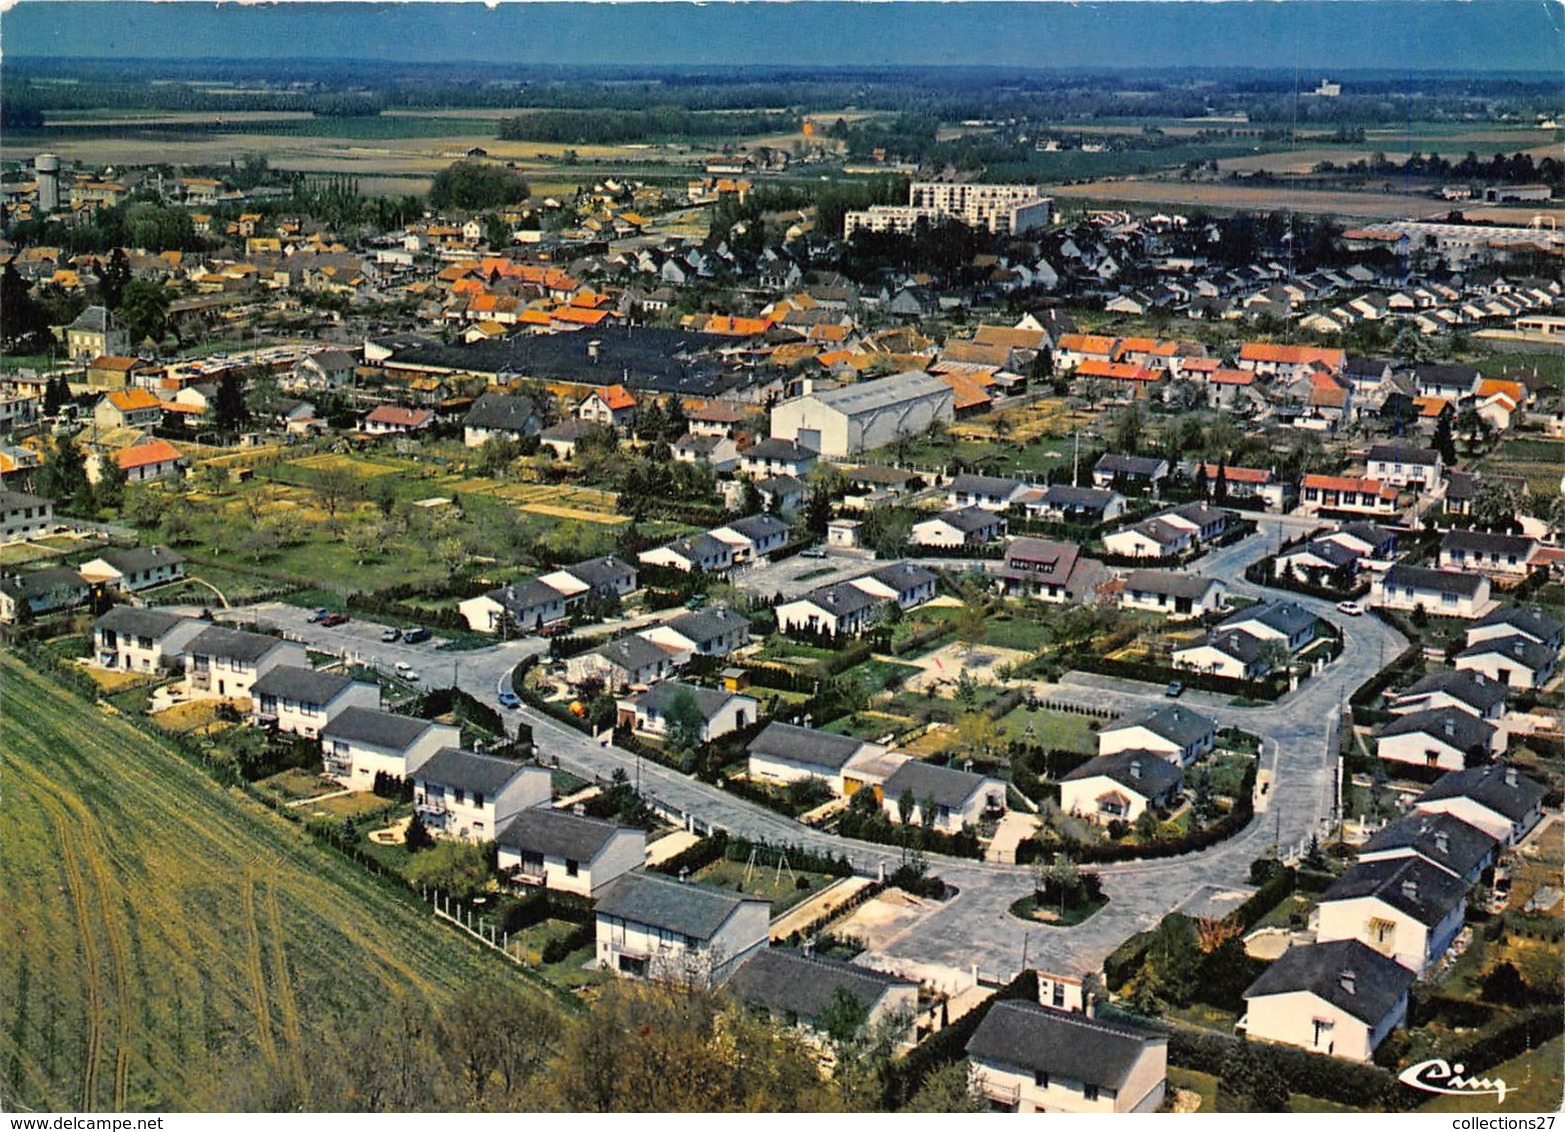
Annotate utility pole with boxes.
[1072,429,1080,488]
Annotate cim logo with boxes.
[1398,1058,1509,1104]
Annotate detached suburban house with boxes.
[1059,750,1183,824]
[1092,453,1169,494]
[463,392,541,447]
[708,513,791,564]
[728,949,920,1046]
[495,809,646,898]
[594,871,770,984]
[947,473,1029,512]
[1371,565,1490,620]
[459,579,568,634]
[566,634,679,691]
[1438,530,1539,579]
[637,533,734,575]
[1358,811,1498,885]
[91,606,205,672]
[183,626,307,701]
[537,554,638,607]
[1376,707,1500,772]
[616,680,758,742]
[910,506,1006,549]
[776,582,884,638]
[1412,764,1545,846]
[363,404,434,435]
[966,1000,1169,1114]
[879,760,1005,834]
[1172,629,1272,681]
[1389,670,1508,724]
[1313,857,1469,974]
[77,546,185,592]
[637,607,751,662]
[1239,939,1415,1063]
[0,490,55,544]
[411,748,551,843]
[1119,570,1226,617]
[1466,606,1562,652]
[1101,516,1191,560]
[1023,484,1127,525]
[319,707,462,788]
[1453,634,1557,690]
[746,721,890,794]
[849,562,939,609]
[1098,706,1215,766]
[990,537,1106,604]
[1216,600,1317,652]
[250,665,381,738]
[1367,442,1443,491]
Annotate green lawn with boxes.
[822,711,918,743]
[692,858,834,916]
[1008,891,1108,928]
[838,657,923,697]
[1417,1035,1564,1114]
[997,705,1100,752]
[1168,1067,1218,1112]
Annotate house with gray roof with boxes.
[1413,763,1545,845]
[755,474,806,516]
[1359,812,1498,884]
[1467,605,1563,652]
[1217,599,1318,652]
[594,871,770,984]
[638,606,751,662]
[947,473,1029,512]
[1438,530,1539,579]
[538,554,639,606]
[1377,706,1501,772]
[880,760,1006,833]
[1101,516,1191,559]
[728,949,920,1045]
[458,578,568,635]
[1119,570,1227,617]
[91,606,205,673]
[565,633,679,691]
[910,506,1006,549]
[1059,750,1183,824]
[0,489,54,544]
[495,809,646,898]
[1098,705,1216,766]
[708,513,791,563]
[1389,670,1507,723]
[1172,628,1273,681]
[616,680,759,743]
[1240,939,1416,1063]
[775,581,884,638]
[672,432,741,473]
[1315,856,1469,973]
[1454,633,1558,691]
[1371,564,1491,620]
[746,721,889,793]
[411,748,550,843]
[77,545,184,592]
[462,391,541,447]
[1022,484,1128,525]
[182,626,307,701]
[966,1000,1168,1113]
[740,437,819,478]
[1092,453,1170,494]
[637,532,734,575]
[319,707,462,789]
[850,562,939,609]
[0,567,89,623]
[250,664,380,738]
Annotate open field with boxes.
[0,652,526,1111]
[1047,179,1565,223]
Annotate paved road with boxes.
[213,522,1405,982]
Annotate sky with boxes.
[4,0,1563,71]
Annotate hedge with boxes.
[883,969,1039,1109]
[1407,988,1496,1030]
[1436,1005,1564,1082]
[1068,653,1285,701]
[541,920,596,964]
[1167,1027,1404,1110]
[1349,642,1424,709]
[1229,866,1297,932]
[778,880,887,947]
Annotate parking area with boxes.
[733,548,877,600]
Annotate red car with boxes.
[320,613,351,627]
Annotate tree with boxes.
[1215,1038,1290,1111]
[483,214,514,251]
[1110,404,1143,455]
[117,280,171,347]
[313,462,364,522]
[902,1060,985,1112]
[91,451,129,512]
[896,786,916,827]
[212,371,250,433]
[0,262,53,352]
[35,435,89,507]
[404,813,434,852]
[1213,460,1229,505]
[954,598,988,646]
[1433,410,1457,465]
[663,686,707,751]
[98,247,132,310]
[428,161,530,212]
[237,522,281,563]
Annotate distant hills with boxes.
[7,1,1560,72]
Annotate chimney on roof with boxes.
[1443,718,1455,738]
[1129,758,1142,780]
[1504,766,1518,788]
[1401,878,1419,901]
[587,339,601,363]
[1434,830,1450,855]
[1339,968,1357,995]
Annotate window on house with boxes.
[453,788,465,805]
[1034,1071,1050,1088]
[566,858,579,877]
[473,792,484,808]
[1083,1085,1100,1102]
[1312,1018,1334,1048]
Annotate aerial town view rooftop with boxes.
[0,0,1562,1118]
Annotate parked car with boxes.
[539,622,571,638]
[1336,600,1365,617]
[1165,681,1184,698]
[685,594,709,610]
[394,661,420,681]
[497,690,521,709]
[321,613,350,627]
[401,626,432,644]
[309,608,332,623]
[801,546,826,559]
[380,627,401,643]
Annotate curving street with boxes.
[211,516,1406,983]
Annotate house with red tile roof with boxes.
[109,440,186,484]
[363,405,435,435]
[578,384,638,428]
[1237,343,1346,380]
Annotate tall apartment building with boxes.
[844,182,1053,238]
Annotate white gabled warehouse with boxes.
[769,371,954,458]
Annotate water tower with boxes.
[35,154,61,213]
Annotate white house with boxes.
[672,433,741,473]
[1098,706,1216,766]
[1119,570,1226,618]
[1367,443,1444,491]
[1389,670,1508,724]
[319,707,462,789]
[910,506,1006,549]
[707,513,791,564]
[537,555,639,607]
[1376,707,1500,772]
[637,533,734,575]
[1240,939,1416,1063]
[182,626,307,702]
[849,562,939,610]
[76,546,184,592]
[768,370,954,458]
[1453,634,1557,691]
[1059,750,1183,824]
[495,809,646,898]
[1215,600,1318,652]
[616,681,758,743]
[1412,764,1545,846]
[966,1001,1169,1114]
[1358,812,1498,885]
[462,392,541,447]
[594,871,770,984]
[1172,629,1272,681]
[1023,484,1128,524]
[946,473,1030,512]
[458,579,568,634]
[1092,454,1169,493]
[566,634,679,690]
[990,538,1106,605]
[739,438,818,479]
[0,490,54,544]
[637,607,751,663]
[1466,606,1563,652]
[745,721,889,795]
[577,384,637,429]
[250,665,380,738]
[1102,517,1191,559]
[1438,531,1539,579]
[1313,857,1469,974]
[879,760,1005,834]
[91,606,205,673]
[1371,565,1490,620]
[728,949,921,1046]
[411,748,551,842]
[775,582,884,637]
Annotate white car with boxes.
[394,661,421,681]
[1336,600,1365,617]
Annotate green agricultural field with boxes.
[0,652,539,1112]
